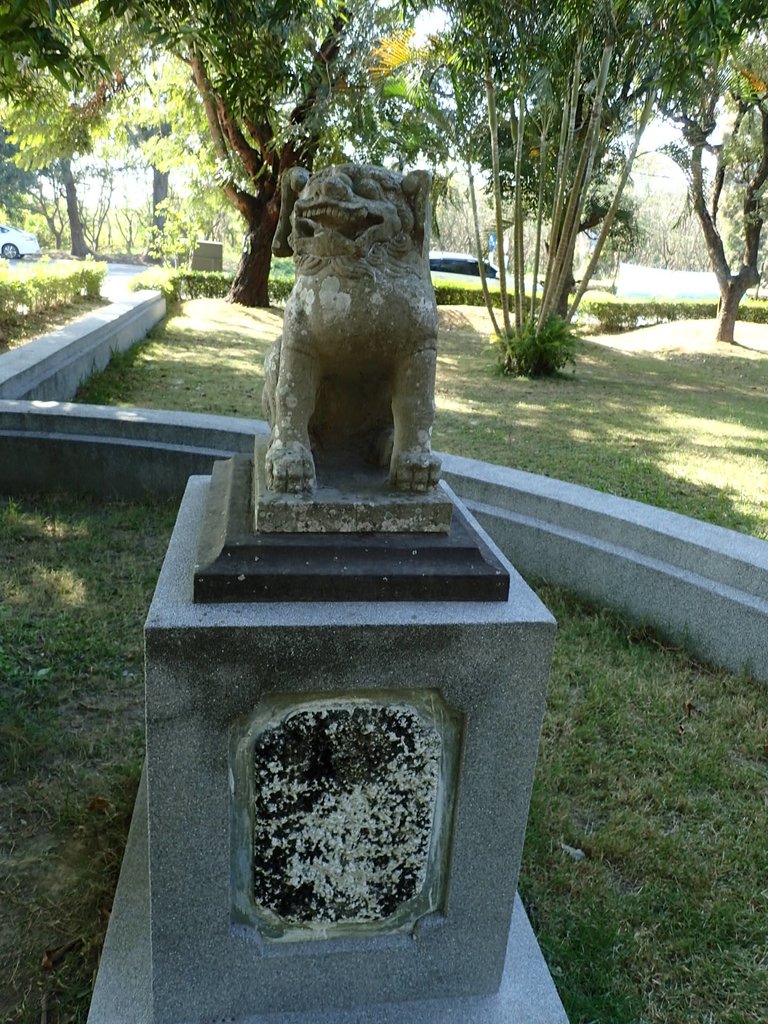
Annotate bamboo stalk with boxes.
[568,88,655,320]
[468,159,501,335]
[513,83,527,331]
[530,120,549,323]
[540,40,613,325]
[540,39,582,321]
[485,58,511,337]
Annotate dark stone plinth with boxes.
[193,457,510,603]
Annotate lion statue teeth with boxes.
[262,163,441,495]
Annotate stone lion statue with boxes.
[262,162,440,494]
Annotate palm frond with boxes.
[369,29,415,80]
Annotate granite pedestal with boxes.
[88,475,565,1024]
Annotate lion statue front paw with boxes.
[265,441,316,494]
[391,450,442,493]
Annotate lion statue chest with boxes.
[284,262,438,366]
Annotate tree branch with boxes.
[284,9,349,167]
[187,46,256,219]
[690,135,729,290]
[214,94,265,182]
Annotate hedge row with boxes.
[578,292,768,331]
[432,279,501,307]
[131,268,510,308]
[432,284,768,329]
[129,269,768,331]
[129,267,293,304]
[577,293,717,331]
[0,260,106,328]
[131,269,499,309]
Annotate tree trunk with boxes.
[39,206,63,248]
[228,201,280,307]
[485,61,511,337]
[556,262,576,319]
[152,167,170,234]
[144,166,171,264]
[60,158,89,258]
[715,270,756,343]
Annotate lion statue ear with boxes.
[272,166,311,257]
[402,170,432,258]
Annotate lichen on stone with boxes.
[251,703,441,925]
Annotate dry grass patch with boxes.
[77,299,281,417]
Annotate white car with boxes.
[0,224,41,259]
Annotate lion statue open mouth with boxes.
[262,163,441,495]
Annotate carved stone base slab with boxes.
[253,442,454,534]
[193,457,510,603]
[87,769,569,1023]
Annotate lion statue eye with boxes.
[356,178,382,200]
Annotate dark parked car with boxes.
[429,251,498,279]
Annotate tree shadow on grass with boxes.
[0,497,174,779]
[434,334,768,540]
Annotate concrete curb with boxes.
[440,456,768,681]
[1,399,767,681]
[0,291,166,401]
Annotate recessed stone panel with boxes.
[231,691,462,943]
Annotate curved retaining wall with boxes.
[1,398,767,683]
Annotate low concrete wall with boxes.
[0,400,264,498]
[441,456,768,683]
[0,292,166,401]
[2,399,767,682]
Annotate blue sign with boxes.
[488,232,497,251]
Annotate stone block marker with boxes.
[88,477,566,1023]
[190,239,223,272]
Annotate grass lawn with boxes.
[2,299,766,1023]
[78,299,768,539]
[0,498,177,1024]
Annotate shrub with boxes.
[577,292,768,331]
[268,277,294,303]
[129,268,231,303]
[432,280,507,307]
[741,299,768,324]
[495,315,577,378]
[0,259,107,330]
[129,268,294,305]
[577,293,707,331]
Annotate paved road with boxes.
[1,256,149,301]
[99,263,148,300]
